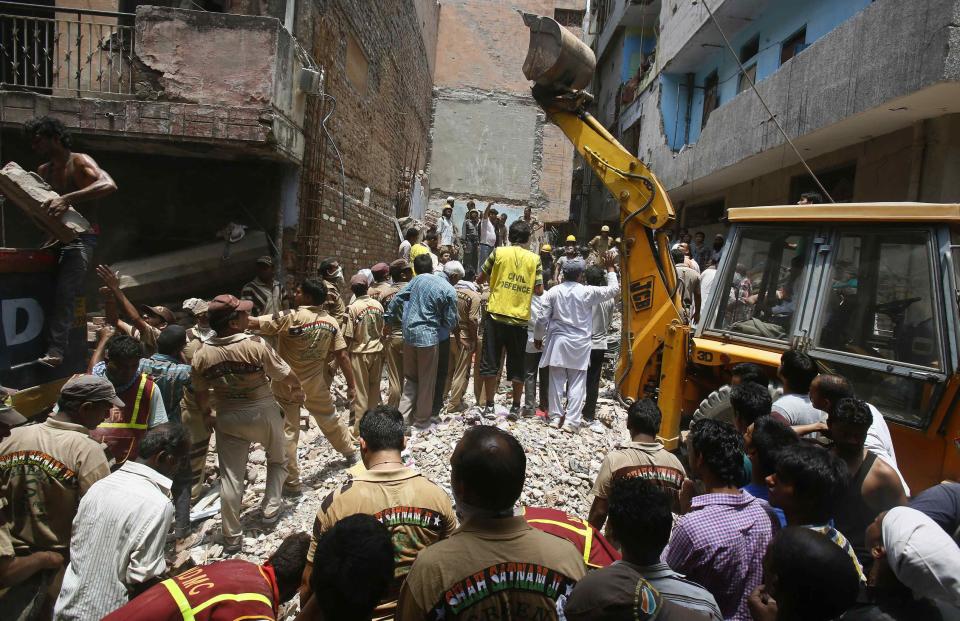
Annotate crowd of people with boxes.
[0,181,958,620]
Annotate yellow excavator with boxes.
[522,14,960,492]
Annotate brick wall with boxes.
[286,0,438,277]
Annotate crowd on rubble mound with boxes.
[1,121,959,621]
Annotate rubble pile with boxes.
[170,368,628,619]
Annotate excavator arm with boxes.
[522,13,688,448]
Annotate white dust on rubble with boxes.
[170,359,626,619]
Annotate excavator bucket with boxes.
[521,12,596,93]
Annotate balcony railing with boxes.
[0,1,135,97]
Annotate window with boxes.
[816,231,941,370]
[701,71,718,129]
[780,27,807,65]
[740,35,759,63]
[790,164,856,203]
[708,226,815,342]
[738,63,757,94]
[554,8,585,28]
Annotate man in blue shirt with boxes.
[138,325,193,539]
[385,254,458,432]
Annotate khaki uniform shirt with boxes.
[120,321,160,357]
[0,497,14,559]
[309,467,457,616]
[380,283,406,336]
[591,441,686,501]
[324,280,347,322]
[255,306,346,380]
[369,281,393,302]
[190,333,292,409]
[589,235,611,256]
[0,418,111,553]
[397,515,586,620]
[345,295,385,354]
[454,286,481,342]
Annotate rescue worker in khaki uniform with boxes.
[247,279,359,497]
[442,261,480,413]
[180,329,213,500]
[191,295,300,552]
[587,398,687,533]
[0,376,117,618]
[381,259,413,408]
[368,262,393,301]
[318,257,347,324]
[396,426,585,620]
[101,532,311,621]
[301,406,457,617]
[345,274,385,435]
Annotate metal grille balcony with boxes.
[0,1,135,97]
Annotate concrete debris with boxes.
[168,362,629,619]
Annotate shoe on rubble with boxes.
[222,538,242,554]
[520,406,535,418]
[344,452,360,467]
[482,405,497,421]
[261,509,281,527]
[561,422,581,435]
[282,486,303,498]
[589,420,607,434]
[447,402,467,414]
[507,405,521,421]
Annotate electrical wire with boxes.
[319,92,347,222]
[701,0,834,203]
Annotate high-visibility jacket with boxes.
[485,246,541,323]
[102,559,278,621]
[90,373,155,466]
[523,506,621,569]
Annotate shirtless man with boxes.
[829,397,907,566]
[27,117,117,367]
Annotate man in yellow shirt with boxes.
[476,220,544,420]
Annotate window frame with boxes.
[780,26,807,65]
[697,224,820,350]
[806,225,950,378]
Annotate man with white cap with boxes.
[588,225,612,264]
[438,197,459,258]
[535,253,620,433]
[0,377,116,615]
[442,260,480,414]
[842,506,960,619]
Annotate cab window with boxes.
[710,227,813,342]
[816,231,941,370]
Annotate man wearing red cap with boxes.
[190,294,302,552]
[96,264,173,357]
[368,262,392,301]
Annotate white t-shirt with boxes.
[771,393,825,426]
[480,217,497,246]
[399,240,412,260]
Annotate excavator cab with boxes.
[694,206,960,490]
[522,14,960,491]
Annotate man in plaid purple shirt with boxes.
[665,419,778,621]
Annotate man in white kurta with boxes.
[535,254,620,433]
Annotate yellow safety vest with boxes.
[486,246,540,323]
[161,578,273,621]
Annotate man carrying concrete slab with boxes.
[26,117,117,368]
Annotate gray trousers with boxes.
[524,351,549,410]
[399,342,439,427]
[47,237,94,357]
